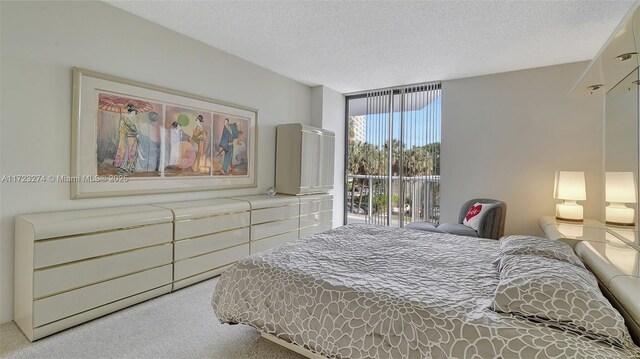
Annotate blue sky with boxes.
[364,95,441,148]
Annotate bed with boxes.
[212,224,640,358]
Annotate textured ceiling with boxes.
[106,0,636,93]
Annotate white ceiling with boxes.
[106,0,636,93]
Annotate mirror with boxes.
[602,16,639,90]
[605,68,639,228]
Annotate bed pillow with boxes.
[497,235,584,269]
[491,254,631,348]
[462,202,496,231]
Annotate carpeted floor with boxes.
[0,278,304,359]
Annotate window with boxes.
[345,84,441,227]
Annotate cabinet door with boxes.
[320,134,335,188]
[300,130,335,192]
[300,130,322,189]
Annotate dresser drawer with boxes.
[33,265,172,327]
[299,211,333,228]
[175,212,249,240]
[251,204,299,225]
[251,217,299,241]
[33,223,172,269]
[174,243,249,281]
[300,222,333,238]
[173,264,234,291]
[32,285,171,341]
[251,231,299,254]
[34,244,172,299]
[300,200,333,215]
[175,228,249,261]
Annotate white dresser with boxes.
[299,194,333,238]
[154,199,250,290]
[233,195,301,254]
[15,195,335,341]
[14,205,174,341]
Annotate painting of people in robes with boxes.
[212,114,249,176]
[74,69,258,198]
[96,93,163,177]
[164,106,212,176]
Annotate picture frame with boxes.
[71,67,258,199]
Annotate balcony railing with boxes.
[346,174,440,227]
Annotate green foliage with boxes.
[347,141,440,177]
[372,195,387,212]
[346,133,441,222]
[391,194,399,207]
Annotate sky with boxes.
[362,95,441,148]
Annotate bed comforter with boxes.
[212,224,640,358]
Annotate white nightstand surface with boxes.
[540,216,640,335]
[539,216,608,244]
[539,216,640,279]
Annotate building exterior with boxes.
[350,115,366,143]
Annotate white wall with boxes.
[0,1,312,323]
[311,86,346,226]
[311,86,324,128]
[441,61,604,236]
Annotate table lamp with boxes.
[606,172,637,226]
[554,171,586,222]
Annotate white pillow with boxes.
[462,202,496,231]
[496,235,585,269]
[491,254,632,348]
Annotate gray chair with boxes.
[405,198,507,239]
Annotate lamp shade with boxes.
[606,172,637,203]
[553,171,586,200]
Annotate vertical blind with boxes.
[346,82,441,227]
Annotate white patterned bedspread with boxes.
[212,224,640,359]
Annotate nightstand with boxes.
[539,216,609,248]
[539,217,639,306]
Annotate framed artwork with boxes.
[72,68,258,198]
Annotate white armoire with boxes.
[275,123,335,195]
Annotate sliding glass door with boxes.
[345,84,441,227]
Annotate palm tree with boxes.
[347,138,388,215]
[348,137,441,219]
[361,142,382,211]
[403,146,428,177]
[383,139,404,175]
[347,117,355,145]
[347,141,364,209]
[422,142,440,175]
